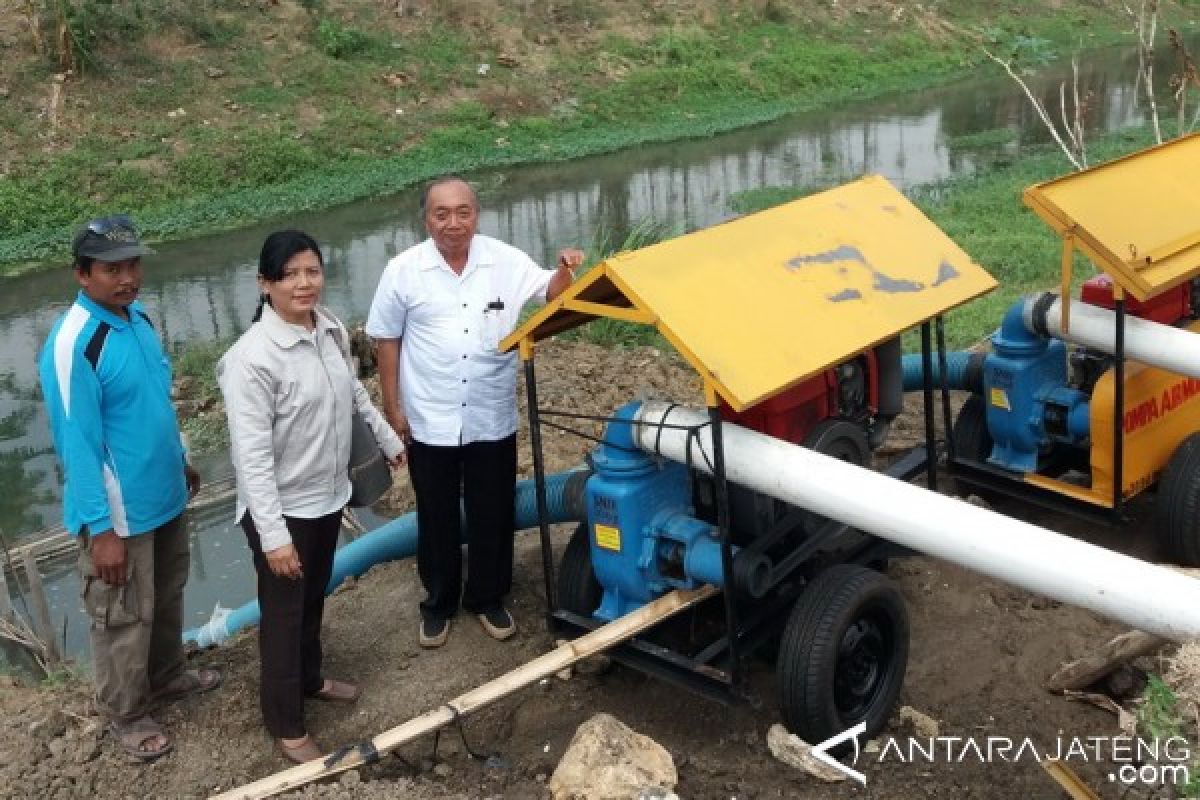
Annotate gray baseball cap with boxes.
[72,214,155,262]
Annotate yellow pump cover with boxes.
[503,174,997,411]
[1024,133,1200,300]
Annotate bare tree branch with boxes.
[984,48,1084,171]
[1072,57,1087,167]
[1126,0,1163,143]
[1169,28,1200,136]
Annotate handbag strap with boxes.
[321,306,357,375]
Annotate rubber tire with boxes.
[951,394,1006,504]
[777,564,909,751]
[557,522,603,616]
[952,394,993,462]
[1154,432,1200,567]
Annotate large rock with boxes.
[549,713,677,800]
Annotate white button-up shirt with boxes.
[365,235,554,446]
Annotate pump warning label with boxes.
[594,524,622,552]
[989,388,1011,411]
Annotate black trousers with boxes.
[408,434,517,620]
[241,510,340,739]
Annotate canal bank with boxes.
[2,0,1194,269]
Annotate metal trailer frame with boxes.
[500,174,998,705]
[520,322,945,702]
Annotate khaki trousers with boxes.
[77,514,189,722]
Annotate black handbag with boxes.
[328,314,393,507]
[348,409,392,507]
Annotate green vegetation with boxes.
[1,0,1168,272]
[1141,675,1186,741]
[172,338,226,403]
[172,337,233,454]
[560,219,678,350]
[1137,675,1200,797]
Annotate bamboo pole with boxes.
[21,549,60,667]
[212,585,719,800]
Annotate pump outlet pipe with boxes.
[633,401,1200,641]
[1024,292,1200,378]
[184,469,590,647]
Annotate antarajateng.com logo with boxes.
[817,729,1193,788]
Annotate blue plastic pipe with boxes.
[900,351,979,392]
[184,469,590,647]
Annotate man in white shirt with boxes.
[366,177,582,647]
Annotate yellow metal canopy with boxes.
[1024,133,1200,301]
[502,174,998,411]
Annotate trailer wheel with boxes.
[1154,432,1200,567]
[777,564,908,750]
[951,394,1005,504]
[557,522,603,616]
[952,394,992,463]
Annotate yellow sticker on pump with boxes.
[594,524,622,552]
[989,388,1011,410]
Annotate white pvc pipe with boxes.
[1024,293,1200,378]
[634,402,1200,641]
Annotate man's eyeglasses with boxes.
[85,214,138,241]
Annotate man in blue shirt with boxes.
[38,215,220,762]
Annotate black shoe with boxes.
[419,614,450,648]
[477,606,516,641]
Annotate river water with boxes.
[0,38,1190,661]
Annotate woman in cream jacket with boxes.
[218,230,403,764]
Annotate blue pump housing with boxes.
[586,403,731,620]
[982,302,1091,472]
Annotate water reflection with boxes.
[1,37,1193,659]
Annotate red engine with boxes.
[1080,274,1192,325]
[718,344,893,449]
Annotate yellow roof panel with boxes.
[1024,133,1200,300]
[504,175,997,411]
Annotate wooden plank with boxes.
[212,585,719,800]
[0,556,13,620]
[21,549,60,667]
[1045,630,1167,693]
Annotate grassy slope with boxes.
[0,0,1167,271]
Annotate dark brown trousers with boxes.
[240,510,340,739]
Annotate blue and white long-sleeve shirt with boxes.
[38,291,188,537]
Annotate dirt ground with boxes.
[0,340,1182,799]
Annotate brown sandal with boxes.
[311,678,360,703]
[108,715,174,763]
[279,735,323,764]
[152,667,223,705]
